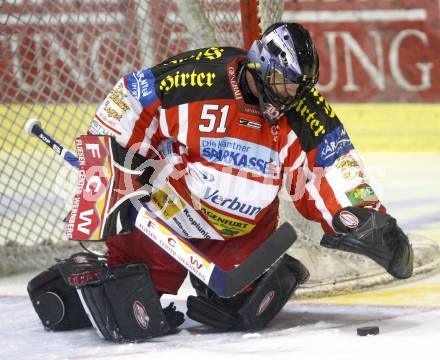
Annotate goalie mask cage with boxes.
[1,0,438,298]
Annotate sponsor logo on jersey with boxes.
[182,208,212,239]
[203,186,262,218]
[228,65,243,100]
[159,69,216,93]
[228,65,261,116]
[89,119,114,136]
[150,188,185,220]
[125,68,158,107]
[187,163,215,183]
[238,118,262,129]
[345,183,379,206]
[270,124,280,142]
[109,83,129,112]
[103,100,123,121]
[335,153,359,171]
[200,204,255,237]
[335,153,365,181]
[200,137,280,178]
[101,82,130,122]
[290,87,338,139]
[339,210,359,229]
[291,98,326,137]
[162,47,225,66]
[309,87,336,119]
[94,79,127,134]
[316,125,354,167]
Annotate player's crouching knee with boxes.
[186,254,308,331]
[28,253,184,343]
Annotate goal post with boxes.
[239,0,261,49]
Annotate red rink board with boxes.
[284,0,440,102]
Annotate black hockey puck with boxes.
[357,326,379,336]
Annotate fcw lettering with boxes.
[77,209,94,235]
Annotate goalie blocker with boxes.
[28,253,184,342]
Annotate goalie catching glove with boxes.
[321,207,413,279]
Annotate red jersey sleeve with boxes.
[283,88,385,234]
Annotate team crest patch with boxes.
[339,210,359,229]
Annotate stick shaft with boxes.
[29,122,80,169]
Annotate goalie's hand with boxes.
[321,207,413,279]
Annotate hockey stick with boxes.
[24,119,80,169]
[24,119,297,297]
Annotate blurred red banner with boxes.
[1,0,438,103]
[284,0,440,102]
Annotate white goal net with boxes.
[0,0,283,272]
[1,0,438,297]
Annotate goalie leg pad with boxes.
[27,264,92,331]
[78,263,181,343]
[187,254,306,331]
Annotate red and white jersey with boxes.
[89,47,384,241]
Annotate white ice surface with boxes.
[1,272,439,360]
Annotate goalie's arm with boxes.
[284,89,387,235]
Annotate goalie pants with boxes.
[106,207,278,294]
